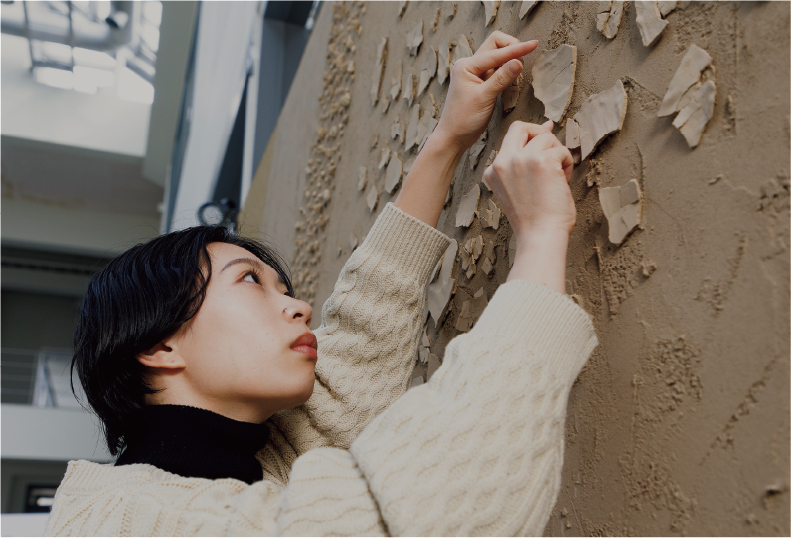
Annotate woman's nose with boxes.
[284,299,312,325]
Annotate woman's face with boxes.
[168,242,316,422]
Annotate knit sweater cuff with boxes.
[359,202,452,284]
[474,279,599,383]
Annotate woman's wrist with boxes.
[431,122,470,159]
[506,227,570,294]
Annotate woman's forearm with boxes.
[393,126,465,228]
[507,228,569,295]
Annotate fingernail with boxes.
[508,60,522,74]
[526,40,538,45]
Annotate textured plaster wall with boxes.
[243,2,790,535]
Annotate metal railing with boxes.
[1,348,83,408]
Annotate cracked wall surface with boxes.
[243,2,790,535]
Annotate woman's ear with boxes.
[136,341,187,370]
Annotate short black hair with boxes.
[72,226,294,456]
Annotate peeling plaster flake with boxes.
[657,0,677,16]
[634,0,668,47]
[519,0,539,19]
[402,70,415,105]
[673,80,716,148]
[406,19,423,56]
[390,62,402,102]
[417,69,430,98]
[398,1,408,17]
[532,44,577,122]
[427,240,458,324]
[456,184,480,227]
[454,35,473,65]
[508,234,517,267]
[427,47,438,78]
[503,82,519,114]
[349,233,358,251]
[385,154,403,193]
[566,118,581,149]
[596,1,624,40]
[378,147,391,169]
[367,185,379,212]
[438,40,450,84]
[484,198,500,229]
[598,178,643,245]
[391,122,404,141]
[572,79,628,160]
[482,0,500,28]
[357,166,368,191]
[405,104,420,151]
[370,37,388,106]
[469,131,488,169]
[418,117,438,153]
[657,44,712,117]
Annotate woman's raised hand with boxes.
[435,32,538,153]
[484,121,576,294]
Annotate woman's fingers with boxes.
[524,131,564,152]
[500,121,554,157]
[541,146,576,183]
[464,40,537,77]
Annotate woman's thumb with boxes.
[484,59,522,99]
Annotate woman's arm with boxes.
[395,33,538,228]
[264,32,542,466]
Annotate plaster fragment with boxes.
[481,240,496,276]
[371,134,379,148]
[532,44,577,122]
[482,1,500,27]
[566,118,580,149]
[432,8,440,32]
[519,1,539,19]
[426,353,440,380]
[503,81,520,114]
[405,104,420,151]
[672,80,716,148]
[402,70,415,105]
[378,147,391,169]
[367,185,379,212]
[390,62,402,101]
[349,234,358,251]
[469,131,488,169]
[485,149,498,167]
[509,234,517,267]
[596,1,624,40]
[438,40,450,84]
[391,122,404,141]
[409,376,423,388]
[572,79,628,160]
[454,35,473,65]
[417,117,438,153]
[370,37,388,106]
[381,94,391,113]
[427,47,438,78]
[385,154,403,193]
[634,0,668,47]
[657,0,676,16]
[599,179,643,245]
[421,330,430,348]
[456,287,488,332]
[406,19,423,56]
[484,198,500,230]
[398,1,408,17]
[404,157,415,175]
[417,69,430,98]
[357,166,368,191]
[657,44,712,117]
[427,240,458,324]
[456,299,473,332]
[447,2,458,20]
[456,184,480,228]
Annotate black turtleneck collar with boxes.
[115,404,269,485]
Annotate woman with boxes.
[46,32,597,536]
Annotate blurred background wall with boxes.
[0,1,319,533]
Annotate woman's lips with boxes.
[291,333,318,360]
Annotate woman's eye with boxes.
[243,273,258,284]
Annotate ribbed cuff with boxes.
[359,203,452,284]
[473,279,599,383]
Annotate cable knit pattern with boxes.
[45,203,598,537]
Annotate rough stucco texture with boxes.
[246,2,790,535]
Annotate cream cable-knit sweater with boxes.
[45,203,598,537]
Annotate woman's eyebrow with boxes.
[220,257,265,273]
